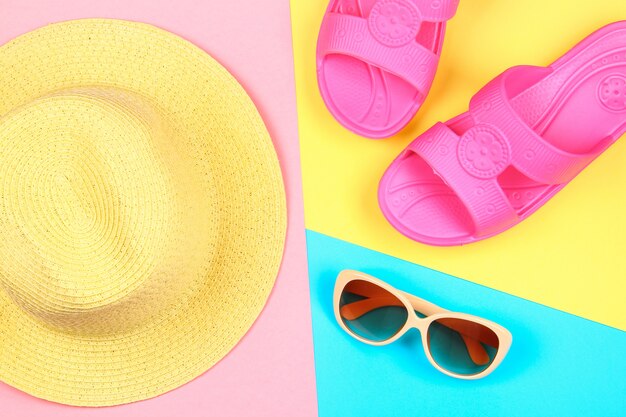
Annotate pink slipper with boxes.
[316,0,460,138]
[379,21,626,246]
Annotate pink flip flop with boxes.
[379,21,626,246]
[316,0,460,138]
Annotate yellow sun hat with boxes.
[0,19,286,406]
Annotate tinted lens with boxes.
[339,280,408,342]
[427,318,500,376]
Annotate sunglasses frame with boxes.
[334,270,512,379]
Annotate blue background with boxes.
[306,231,626,417]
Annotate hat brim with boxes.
[0,19,286,406]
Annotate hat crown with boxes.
[0,87,218,334]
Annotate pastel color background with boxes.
[0,1,318,416]
[307,231,626,417]
[292,0,626,416]
[2,0,626,416]
[291,0,626,330]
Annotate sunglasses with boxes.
[334,270,512,379]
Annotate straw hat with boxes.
[0,19,286,406]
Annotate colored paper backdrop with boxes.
[2,0,626,415]
[291,0,626,330]
[307,231,626,417]
[0,1,318,416]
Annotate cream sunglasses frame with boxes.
[334,270,512,379]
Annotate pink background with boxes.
[0,0,318,416]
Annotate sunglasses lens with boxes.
[427,318,500,376]
[339,280,408,342]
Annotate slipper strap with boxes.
[413,0,460,22]
[469,66,597,185]
[407,123,518,237]
[318,12,438,94]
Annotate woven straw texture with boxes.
[0,19,286,406]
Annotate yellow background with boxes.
[291,0,626,330]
